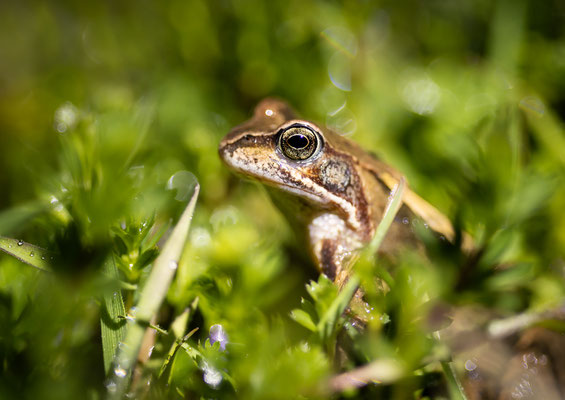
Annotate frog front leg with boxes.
[308,213,363,285]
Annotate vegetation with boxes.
[0,0,564,399]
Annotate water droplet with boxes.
[402,217,409,225]
[29,251,34,257]
[169,260,178,270]
[167,170,198,202]
[8,244,12,248]
[114,366,127,378]
[41,256,45,260]
[465,359,477,371]
[17,240,24,246]
[265,109,274,117]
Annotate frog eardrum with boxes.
[278,124,321,161]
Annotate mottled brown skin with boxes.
[218,99,458,285]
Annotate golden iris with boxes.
[279,125,320,161]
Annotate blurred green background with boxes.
[1,0,564,399]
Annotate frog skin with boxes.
[218,98,463,287]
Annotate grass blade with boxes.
[100,256,127,374]
[441,361,469,400]
[365,177,406,258]
[0,236,53,271]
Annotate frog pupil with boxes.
[287,134,309,149]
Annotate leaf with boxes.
[100,257,127,374]
[289,309,317,332]
[170,307,191,340]
[306,274,338,318]
[300,297,318,325]
[317,275,360,342]
[0,236,53,271]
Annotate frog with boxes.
[218,99,562,398]
[218,98,468,288]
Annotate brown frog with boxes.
[218,98,464,287]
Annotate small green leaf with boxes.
[306,274,338,318]
[171,308,191,339]
[300,298,318,325]
[317,276,360,342]
[290,309,317,332]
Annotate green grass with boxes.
[1,0,564,399]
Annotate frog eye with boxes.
[278,125,321,161]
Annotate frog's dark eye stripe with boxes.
[278,124,321,161]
